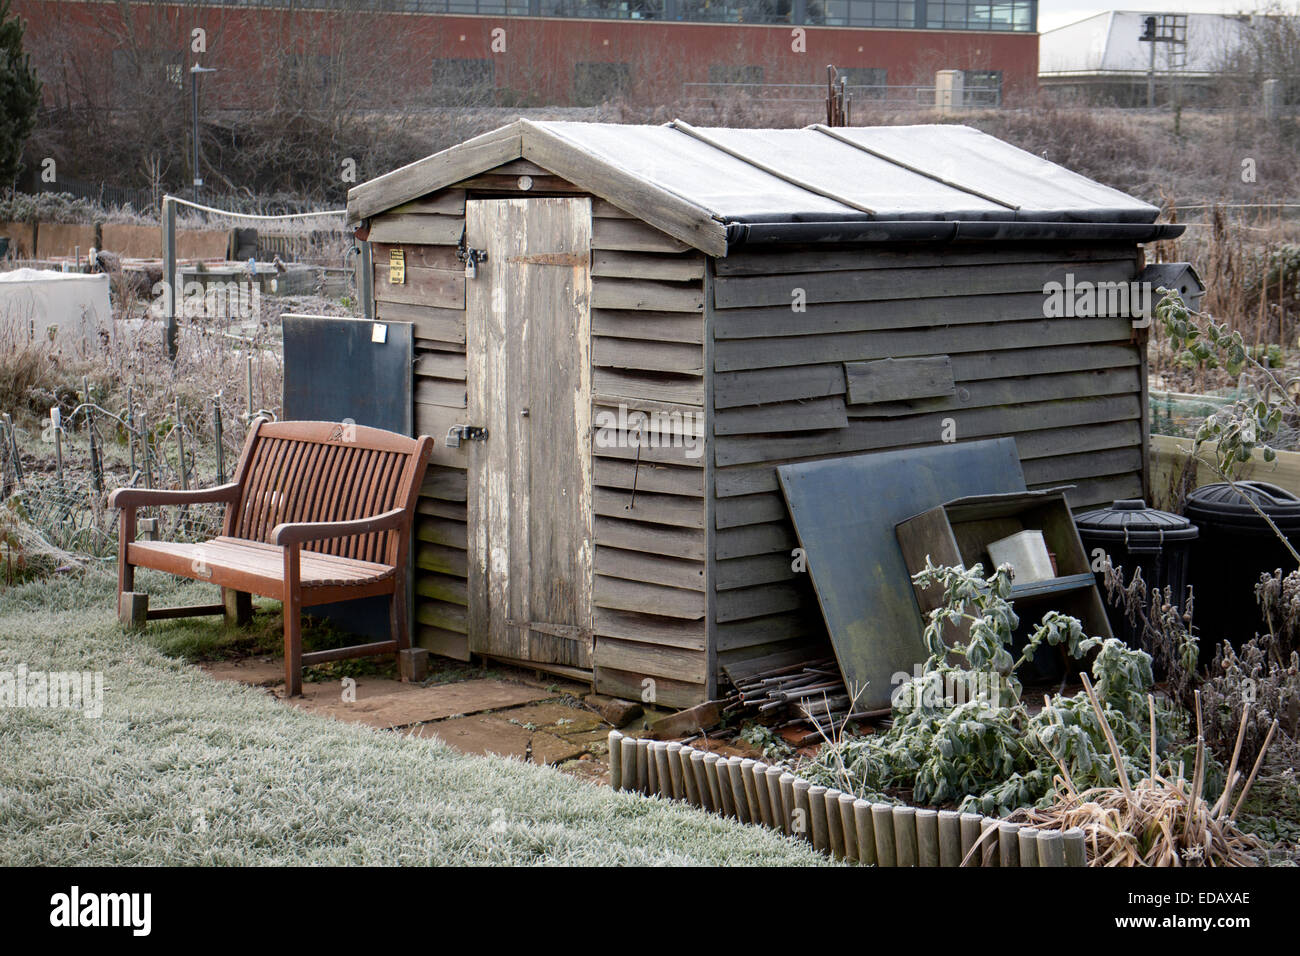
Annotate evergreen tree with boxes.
[0,0,41,186]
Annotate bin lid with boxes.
[1075,498,1199,544]
[1184,481,1300,528]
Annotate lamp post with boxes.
[190,63,216,202]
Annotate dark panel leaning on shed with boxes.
[347,119,1183,708]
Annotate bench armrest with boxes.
[109,483,241,510]
[271,508,408,547]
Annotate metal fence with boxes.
[681,80,1002,109]
[33,176,157,215]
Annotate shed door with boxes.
[466,197,593,669]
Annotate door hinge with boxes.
[445,424,488,447]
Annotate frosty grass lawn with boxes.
[0,567,830,866]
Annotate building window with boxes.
[192,0,1034,30]
[928,0,1032,30]
[573,62,631,105]
[543,0,664,16]
[432,58,495,105]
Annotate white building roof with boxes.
[1040,11,1255,77]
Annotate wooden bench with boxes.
[109,419,434,695]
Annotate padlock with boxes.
[465,257,477,279]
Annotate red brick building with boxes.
[16,1,1039,110]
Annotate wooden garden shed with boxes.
[346,119,1183,708]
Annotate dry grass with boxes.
[1004,677,1279,867]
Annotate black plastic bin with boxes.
[1184,481,1300,659]
[1075,499,1198,649]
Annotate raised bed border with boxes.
[608,731,1087,867]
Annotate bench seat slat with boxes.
[128,537,396,590]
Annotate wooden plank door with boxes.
[466,197,594,669]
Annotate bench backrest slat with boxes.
[225,420,432,565]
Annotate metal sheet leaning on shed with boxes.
[776,439,1027,712]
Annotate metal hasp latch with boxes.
[457,241,488,279]
[445,424,488,448]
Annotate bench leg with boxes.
[283,602,302,698]
[119,591,148,629]
[223,588,253,627]
[390,576,410,651]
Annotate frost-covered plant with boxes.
[801,560,1196,816]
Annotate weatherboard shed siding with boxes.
[351,120,1167,706]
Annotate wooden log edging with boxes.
[608,731,1086,867]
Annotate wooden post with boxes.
[959,812,983,865]
[175,398,187,490]
[678,746,698,804]
[213,394,225,485]
[824,788,845,859]
[999,822,1022,867]
[1037,829,1066,867]
[938,810,962,867]
[634,738,650,794]
[1018,827,1040,867]
[714,755,736,818]
[916,808,940,867]
[139,412,151,489]
[980,818,1001,867]
[838,792,859,862]
[245,355,255,419]
[126,388,136,475]
[730,758,751,824]
[765,767,784,830]
[871,803,897,866]
[620,735,637,794]
[779,773,796,835]
[83,376,102,496]
[807,785,829,852]
[792,779,811,840]
[751,761,772,827]
[52,407,63,494]
[702,752,722,810]
[163,196,178,360]
[853,799,876,865]
[646,740,659,795]
[689,749,710,810]
[739,759,760,824]
[666,742,684,799]
[608,731,624,790]
[893,806,918,867]
[1063,827,1087,867]
[653,742,671,798]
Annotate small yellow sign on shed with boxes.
[388,247,405,284]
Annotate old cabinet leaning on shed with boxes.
[347,119,1183,709]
